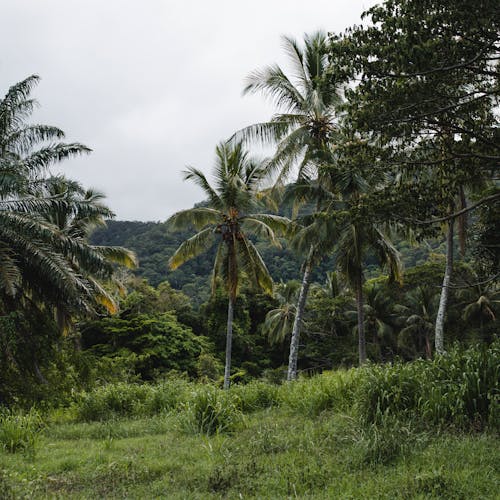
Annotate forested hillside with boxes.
[90,218,447,304]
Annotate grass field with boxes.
[1,407,499,497]
[1,410,499,499]
[1,347,498,498]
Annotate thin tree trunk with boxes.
[287,258,312,381]
[356,272,367,365]
[458,186,467,258]
[33,360,48,385]
[435,220,454,355]
[424,331,432,360]
[223,296,234,390]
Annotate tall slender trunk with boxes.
[424,329,432,360]
[458,186,467,258]
[223,296,234,390]
[287,258,312,381]
[435,220,454,355]
[355,271,367,365]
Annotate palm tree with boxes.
[38,176,137,327]
[396,285,439,359]
[456,267,499,339]
[235,31,342,184]
[234,32,345,380]
[0,76,137,382]
[262,280,300,345]
[346,282,399,361]
[168,141,289,389]
[0,76,137,322]
[295,153,402,366]
[335,222,402,365]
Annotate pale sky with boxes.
[1,0,378,221]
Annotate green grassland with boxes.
[1,411,498,499]
[1,346,498,499]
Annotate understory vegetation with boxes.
[0,344,498,498]
[1,0,499,496]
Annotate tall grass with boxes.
[179,385,242,435]
[357,342,499,429]
[73,378,190,421]
[69,343,498,433]
[277,369,360,417]
[0,408,43,453]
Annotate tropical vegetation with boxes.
[1,0,498,497]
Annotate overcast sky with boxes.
[1,0,377,221]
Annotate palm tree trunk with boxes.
[356,272,367,365]
[435,220,454,355]
[287,258,313,381]
[223,296,234,390]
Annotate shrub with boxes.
[357,342,500,429]
[0,409,43,453]
[180,385,242,435]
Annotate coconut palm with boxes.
[235,31,342,183]
[456,267,499,339]
[294,156,402,365]
[335,221,402,365]
[284,180,342,379]
[346,282,399,361]
[168,141,289,389]
[234,32,345,381]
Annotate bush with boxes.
[357,342,500,429]
[0,409,43,453]
[179,385,242,435]
[73,378,191,421]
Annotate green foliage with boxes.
[278,369,360,417]
[357,342,500,430]
[81,313,210,380]
[73,379,190,422]
[230,380,279,413]
[179,385,242,435]
[0,409,43,453]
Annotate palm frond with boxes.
[237,236,273,295]
[169,227,216,270]
[167,207,221,231]
[182,167,223,209]
[244,64,304,112]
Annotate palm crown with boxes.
[168,141,289,300]
[0,76,136,325]
[235,31,342,184]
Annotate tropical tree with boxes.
[0,75,136,325]
[167,141,289,389]
[331,0,499,353]
[456,266,499,340]
[262,280,300,345]
[396,285,439,359]
[37,176,137,327]
[234,32,347,380]
[235,31,343,183]
[335,221,402,365]
[346,282,399,361]
[297,142,403,365]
